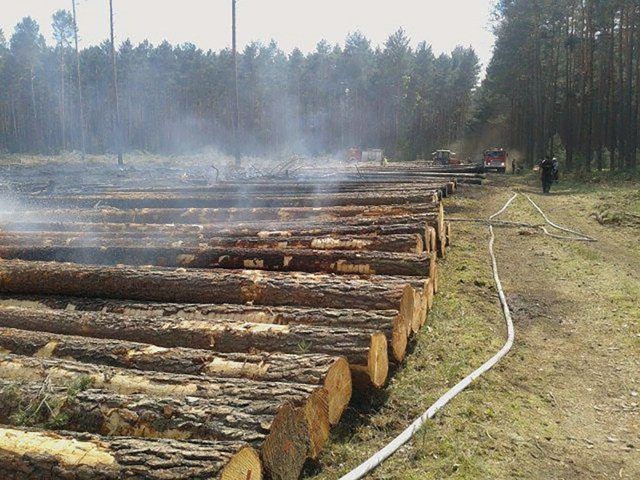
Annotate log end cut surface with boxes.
[368,332,389,388]
[391,313,408,363]
[303,388,330,458]
[260,403,309,480]
[323,357,352,425]
[221,446,263,480]
[351,332,389,390]
[400,285,421,334]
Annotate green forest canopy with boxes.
[0,15,479,160]
[2,0,639,172]
[474,0,640,171]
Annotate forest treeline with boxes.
[474,0,640,171]
[0,14,479,159]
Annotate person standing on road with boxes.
[540,156,555,194]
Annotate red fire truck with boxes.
[483,148,508,173]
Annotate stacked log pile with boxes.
[0,162,467,479]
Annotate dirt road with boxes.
[313,176,639,479]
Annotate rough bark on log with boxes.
[0,353,323,412]
[0,306,389,389]
[0,379,330,463]
[42,183,449,197]
[34,191,440,209]
[0,354,327,475]
[0,222,434,257]
[0,379,271,444]
[216,233,425,254]
[0,232,425,254]
[17,202,440,224]
[0,327,352,424]
[0,232,202,248]
[0,210,442,243]
[0,245,433,277]
[0,427,262,480]
[57,177,475,194]
[0,259,416,311]
[0,296,409,363]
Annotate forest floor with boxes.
[311,174,640,479]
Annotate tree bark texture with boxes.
[0,260,417,311]
[0,326,352,424]
[0,427,262,480]
[0,245,433,277]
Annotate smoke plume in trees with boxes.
[0,16,480,160]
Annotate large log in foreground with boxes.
[0,245,434,278]
[0,306,389,389]
[0,296,408,363]
[0,427,262,480]
[0,327,352,424]
[0,353,325,421]
[0,259,418,312]
[0,379,271,444]
[0,354,326,477]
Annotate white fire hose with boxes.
[339,192,594,479]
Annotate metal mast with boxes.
[71,0,86,159]
[232,0,241,166]
[109,0,123,165]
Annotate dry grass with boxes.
[311,175,640,479]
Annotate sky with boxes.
[2,0,496,71]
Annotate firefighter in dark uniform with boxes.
[540,157,555,194]
[552,157,559,183]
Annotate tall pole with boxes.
[71,0,86,160]
[109,0,123,165]
[232,0,241,166]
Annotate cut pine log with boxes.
[0,306,389,389]
[0,296,408,362]
[0,209,443,244]
[0,427,262,480]
[0,259,418,311]
[0,354,327,476]
[0,231,425,254]
[0,326,352,424]
[32,191,441,209]
[41,183,447,196]
[0,245,433,277]
[17,202,440,224]
[0,222,434,256]
[0,379,273,444]
[219,233,425,254]
[0,353,325,419]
